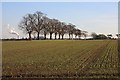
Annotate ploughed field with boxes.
[2,40,119,78]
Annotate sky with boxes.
[1,2,118,39]
[1,0,120,2]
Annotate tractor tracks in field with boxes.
[79,41,110,73]
[49,41,112,77]
[78,41,118,77]
[50,41,113,77]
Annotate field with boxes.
[2,40,119,79]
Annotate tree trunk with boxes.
[75,35,77,39]
[50,32,52,40]
[44,33,46,40]
[58,33,61,39]
[78,36,81,40]
[62,34,64,40]
[28,32,31,40]
[55,33,57,40]
[84,36,86,40]
[37,32,40,40]
[69,33,70,40]
[72,34,73,40]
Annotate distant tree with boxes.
[107,34,112,39]
[100,34,107,39]
[42,16,51,39]
[74,29,81,39]
[116,33,120,38]
[67,23,76,39]
[91,32,97,39]
[82,31,88,39]
[52,19,59,40]
[18,14,34,40]
[96,34,107,39]
[77,29,82,40]
[61,22,68,39]
[33,11,46,40]
[74,29,78,39]
[55,22,61,39]
[47,19,56,39]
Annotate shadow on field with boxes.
[2,73,119,80]
[1,78,120,80]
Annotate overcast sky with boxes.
[1,2,118,39]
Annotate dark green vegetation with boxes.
[2,40,119,78]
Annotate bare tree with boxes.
[107,34,112,39]
[57,22,68,40]
[77,29,81,40]
[61,23,68,39]
[116,33,120,38]
[67,23,76,39]
[33,11,46,40]
[74,28,81,39]
[91,32,97,39]
[52,19,59,40]
[47,19,58,39]
[57,22,62,39]
[82,31,88,40]
[42,16,50,39]
[18,14,34,40]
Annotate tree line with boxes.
[19,11,119,40]
[19,11,88,40]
